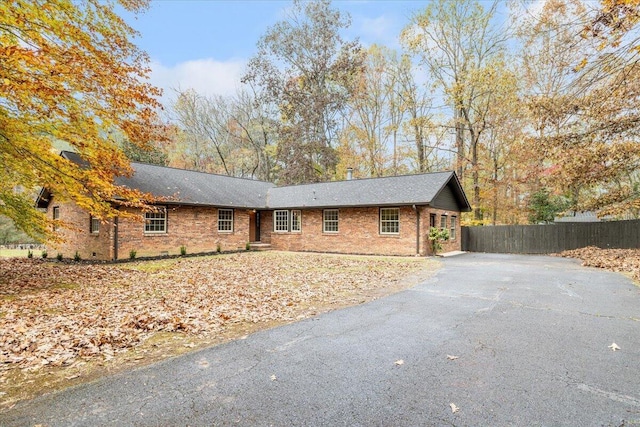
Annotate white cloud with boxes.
[358,15,395,41]
[353,14,402,49]
[148,58,246,107]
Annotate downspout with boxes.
[113,217,119,261]
[413,205,420,256]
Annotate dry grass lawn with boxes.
[0,251,437,410]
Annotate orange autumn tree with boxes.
[0,0,164,240]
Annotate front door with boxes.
[255,211,261,242]
[250,211,261,242]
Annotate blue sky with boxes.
[122,1,434,105]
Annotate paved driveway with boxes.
[2,253,639,426]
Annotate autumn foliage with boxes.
[0,0,164,240]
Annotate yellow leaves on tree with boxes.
[588,0,640,49]
[0,0,164,240]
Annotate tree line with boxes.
[151,0,640,225]
[2,0,640,241]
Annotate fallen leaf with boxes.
[0,253,429,375]
[450,403,459,413]
[395,359,404,366]
[608,343,621,351]
[447,355,459,360]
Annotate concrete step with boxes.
[249,242,272,251]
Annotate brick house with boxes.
[37,151,471,260]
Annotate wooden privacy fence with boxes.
[461,219,640,254]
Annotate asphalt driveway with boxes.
[2,253,639,426]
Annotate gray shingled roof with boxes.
[267,172,469,209]
[61,151,275,209]
[117,163,275,208]
[42,151,470,211]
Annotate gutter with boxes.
[413,204,420,255]
[113,216,119,261]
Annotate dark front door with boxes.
[430,213,436,228]
[254,211,261,242]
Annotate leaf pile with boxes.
[557,246,640,281]
[0,252,430,375]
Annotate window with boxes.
[440,214,447,230]
[145,207,167,233]
[274,210,302,232]
[380,208,400,234]
[52,206,60,231]
[218,209,234,232]
[274,210,289,232]
[291,210,301,232]
[450,216,457,240]
[90,216,100,234]
[323,209,339,233]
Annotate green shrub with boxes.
[27,249,33,258]
[56,253,63,261]
[73,251,81,262]
[129,249,137,260]
[245,242,251,251]
[428,227,450,255]
[180,245,187,256]
[216,243,221,253]
[41,250,48,259]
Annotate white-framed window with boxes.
[440,214,447,230]
[380,208,400,234]
[90,216,100,234]
[450,216,457,240]
[218,209,234,232]
[274,209,302,232]
[323,209,339,233]
[274,210,289,232]
[291,210,301,232]
[145,207,167,233]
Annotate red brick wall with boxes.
[44,197,114,260]
[45,201,252,260]
[264,206,462,256]
[116,205,251,259]
[45,199,462,260]
[423,207,463,255]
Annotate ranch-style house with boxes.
[37,151,471,260]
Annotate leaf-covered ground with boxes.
[557,246,640,282]
[0,251,434,402]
